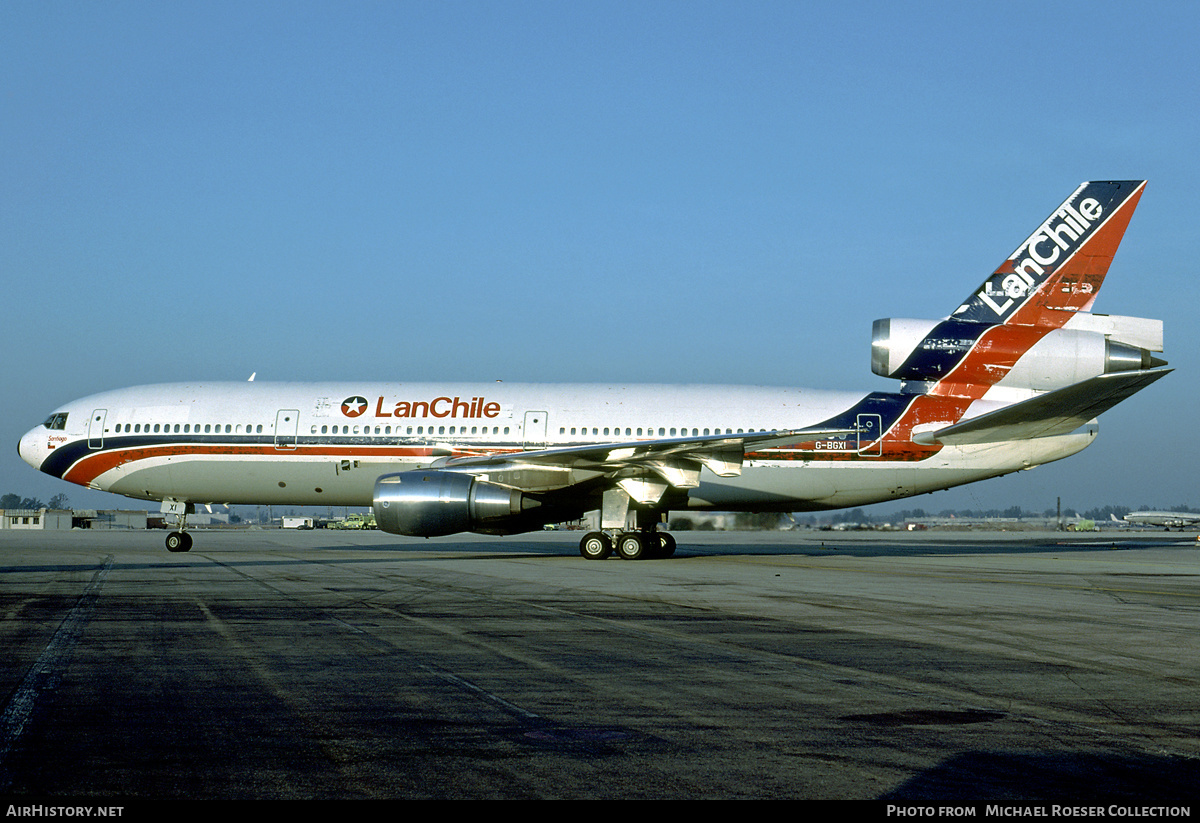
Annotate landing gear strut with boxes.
[163,500,193,552]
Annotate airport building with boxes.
[0,509,148,530]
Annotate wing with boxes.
[433,426,856,504]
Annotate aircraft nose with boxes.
[17,427,43,470]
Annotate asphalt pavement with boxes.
[0,528,1197,801]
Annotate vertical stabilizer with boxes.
[872,181,1154,401]
[951,180,1146,327]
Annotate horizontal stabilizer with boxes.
[924,369,1171,445]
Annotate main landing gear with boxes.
[579,530,676,560]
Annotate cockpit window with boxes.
[42,412,68,430]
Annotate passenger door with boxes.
[88,409,107,450]
[274,409,299,450]
[522,410,548,450]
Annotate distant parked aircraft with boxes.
[1118,511,1200,530]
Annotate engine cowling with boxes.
[871,318,941,379]
[1000,329,1161,391]
[372,470,544,537]
[871,317,1164,390]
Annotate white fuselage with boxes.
[18,381,1095,513]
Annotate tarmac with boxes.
[0,528,1197,801]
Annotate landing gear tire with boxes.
[616,532,648,561]
[165,531,193,553]
[579,532,612,560]
[656,532,676,558]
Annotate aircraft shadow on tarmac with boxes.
[285,533,1195,560]
[335,533,1195,560]
[879,750,1200,802]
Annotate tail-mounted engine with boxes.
[372,470,547,537]
[871,314,1165,392]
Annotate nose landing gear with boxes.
[162,499,194,552]
[165,530,193,552]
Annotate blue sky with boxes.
[3,1,1197,515]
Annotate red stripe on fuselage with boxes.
[60,443,488,488]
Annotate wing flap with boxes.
[926,368,1170,445]
[437,426,856,490]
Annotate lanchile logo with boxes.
[339,394,502,419]
[976,191,1106,318]
[341,396,369,417]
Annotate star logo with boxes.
[341,396,369,417]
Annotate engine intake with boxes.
[372,470,543,537]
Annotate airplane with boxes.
[1118,511,1200,529]
[18,180,1169,557]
